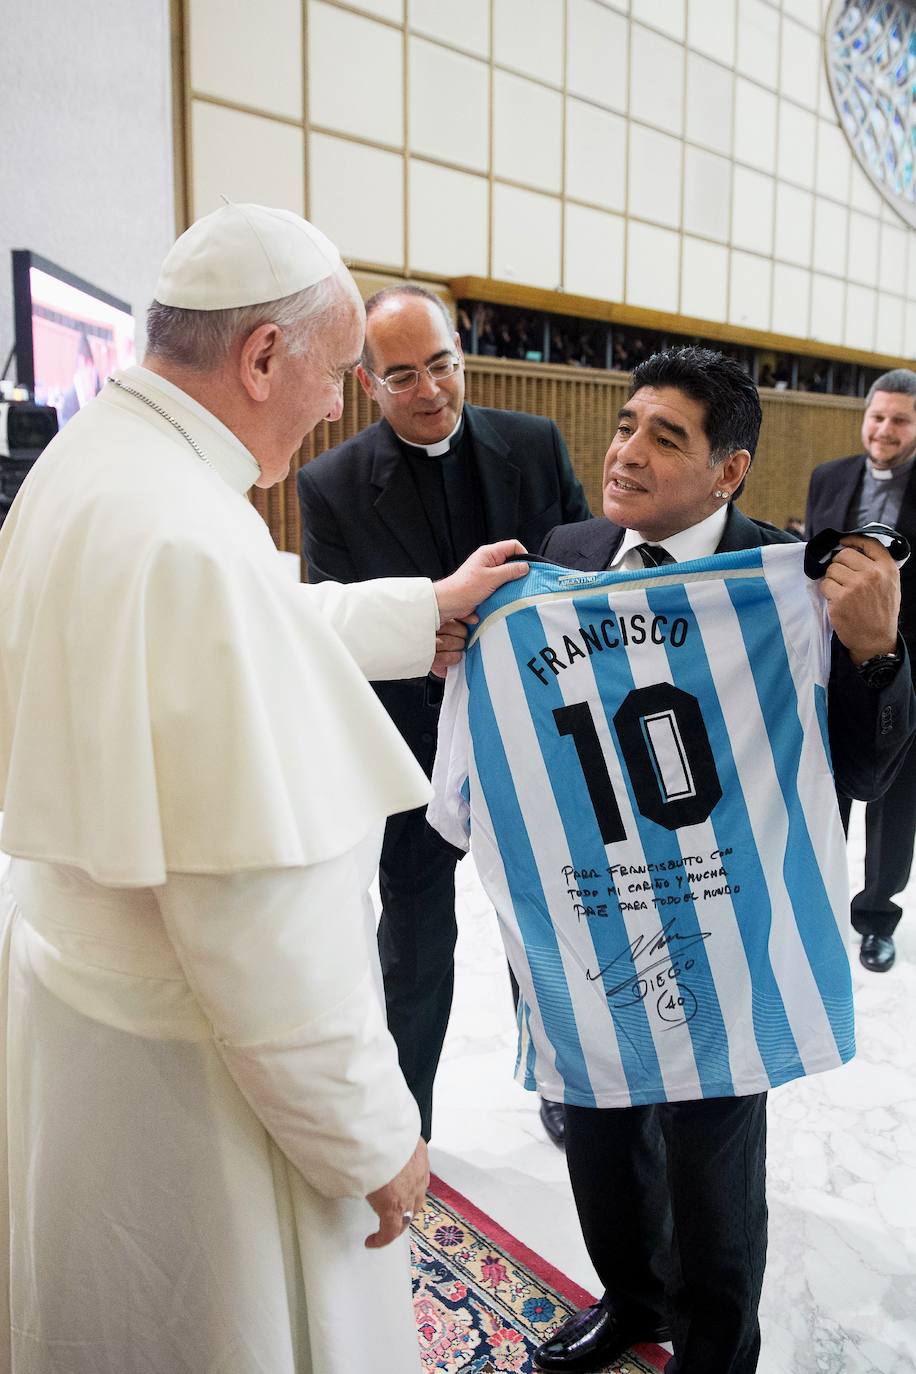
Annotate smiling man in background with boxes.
[806,369,916,973]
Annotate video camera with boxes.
[0,397,58,526]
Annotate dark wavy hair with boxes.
[629,346,762,498]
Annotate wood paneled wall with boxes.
[252,357,863,556]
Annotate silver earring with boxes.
[714,489,729,499]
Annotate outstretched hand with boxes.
[819,535,901,663]
[364,1137,429,1249]
[434,540,529,623]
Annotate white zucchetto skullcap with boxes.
[154,202,342,310]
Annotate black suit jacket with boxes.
[541,506,916,804]
[806,452,916,656]
[298,403,590,768]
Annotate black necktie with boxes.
[635,542,674,567]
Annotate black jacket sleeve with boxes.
[297,464,359,586]
[827,639,916,801]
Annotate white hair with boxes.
[145,266,359,369]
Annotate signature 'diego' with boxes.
[586,918,711,1026]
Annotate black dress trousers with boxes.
[375,677,464,1142]
[564,1092,768,1374]
[837,731,916,938]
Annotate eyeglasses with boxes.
[370,354,462,395]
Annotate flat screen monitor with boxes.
[11,250,136,429]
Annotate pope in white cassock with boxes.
[0,203,528,1374]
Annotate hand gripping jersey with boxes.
[429,544,855,1108]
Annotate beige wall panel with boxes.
[492,183,562,289]
[848,161,884,218]
[685,51,733,156]
[409,160,488,276]
[565,99,626,212]
[731,167,774,256]
[777,100,817,188]
[683,146,731,242]
[409,0,489,56]
[493,71,563,192]
[190,0,302,119]
[774,182,813,268]
[810,273,845,344]
[493,0,564,84]
[563,203,625,300]
[729,250,771,330]
[354,0,404,21]
[876,294,904,358]
[631,0,685,41]
[309,2,402,146]
[566,0,629,113]
[686,0,735,65]
[626,220,679,311]
[175,0,916,370]
[736,0,779,88]
[309,133,404,268]
[784,0,822,31]
[734,78,777,174]
[772,262,812,338]
[409,37,489,171]
[878,223,907,295]
[629,24,684,136]
[846,213,880,288]
[812,198,848,279]
[815,120,852,204]
[905,304,916,357]
[628,125,682,229]
[779,18,819,110]
[681,237,728,321]
[844,283,877,352]
[191,102,305,219]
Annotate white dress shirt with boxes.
[610,504,730,570]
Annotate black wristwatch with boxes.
[855,650,903,689]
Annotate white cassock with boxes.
[0,367,439,1374]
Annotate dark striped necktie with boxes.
[635,542,674,567]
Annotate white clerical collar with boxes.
[866,455,915,482]
[121,365,261,494]
[394,414,463,457]
[612,504,730,569]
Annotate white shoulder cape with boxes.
[0,373,432,885]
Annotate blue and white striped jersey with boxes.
[429,543,855,1107]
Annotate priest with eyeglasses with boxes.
[298,285,591,1149]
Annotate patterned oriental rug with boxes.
[411,1175,669,1374]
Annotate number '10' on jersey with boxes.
[428,544,854,1109]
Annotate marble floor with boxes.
[426,803,916,1374]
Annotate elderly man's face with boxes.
[255,294,364,489]
[359,296,465,446]
[861,389,916,471]
[602,386,747,542]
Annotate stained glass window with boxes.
[827,0,916,226]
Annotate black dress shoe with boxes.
[539,1097,566,1148]
[533,1302,670,1372]
[860,933,895,972]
